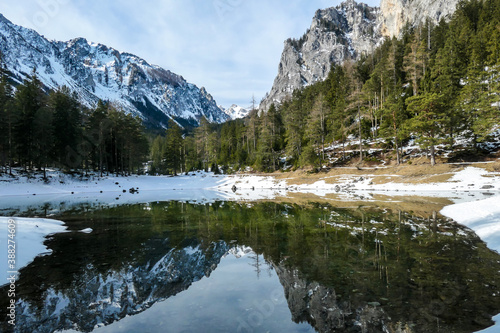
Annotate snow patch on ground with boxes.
[0,217,68,286]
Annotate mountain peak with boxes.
[222,104,250,120]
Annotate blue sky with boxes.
[0,0,380,108]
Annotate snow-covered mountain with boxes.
[221,104,251,120]
[14,240,231,333]
[0,13,230,128]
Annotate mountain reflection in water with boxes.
[1,201,500,333]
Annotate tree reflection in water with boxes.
[1,201,499,333]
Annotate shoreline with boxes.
[0,162,498,206]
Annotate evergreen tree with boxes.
[380,89,407,164]
[195,117,211,170]
[49,86,81,168]
[326,65,352,161]
[14,69,47,170]
[255,109,274,171]
[301,95,327,167]
[165,119,184,175]
[33,106,53,178]
[403,29,427,96]
[151,135,167,174]
[406,92,447,166]
[123,114,149,174]
[0,51,15,173]
[87,100,110,175]
[283,95,307,166]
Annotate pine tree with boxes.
[403,28,427,96]
[49,86,81,168]
[301,95,327,167]
[195,116,211,170]
[380,89,406,164]
[406,92,447,166]
[124,114,149,174]
[165,119,184,175]
[283,93,308,166]
[326,65,352,162]
[255,110,274,171]
[33,106,53,178]
[14,69,47,170]
[87,100,110,175]
[151,135,167,174]
[0,51,14,173]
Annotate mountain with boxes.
[260,0,382,111]
[222,104,251,120]
[260,0,461,111]
[0,14,230,128]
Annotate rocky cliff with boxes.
[0,14,229,128]
[260,0,382,111]
[379,0,461,37]
[260,0,461,111]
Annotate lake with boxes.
[1,199,500,333]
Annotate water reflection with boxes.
[1,201,500,333]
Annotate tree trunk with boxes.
[394,136,400,165]
[430,145,436,166]
[358,105,363,164]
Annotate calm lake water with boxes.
[1,200,500,333]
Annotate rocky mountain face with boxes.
[0,14,229,128]
[379,0,461,37]
[260,0,382,111]
[260,0,461,111]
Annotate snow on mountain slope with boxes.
[222,104,250,120]
[0,13,229,128]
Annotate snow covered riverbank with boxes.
[0,165,499,203]
[0,217,68,285]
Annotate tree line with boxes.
[152,0,500,174]
[0,67,149,177]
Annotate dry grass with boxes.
[263,159,500,187]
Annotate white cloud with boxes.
[0,0,381,108]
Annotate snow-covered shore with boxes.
[0,165,498,204]
[0,217,68,285]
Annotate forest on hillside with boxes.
[151,0,500,174]
[1,0,500,176]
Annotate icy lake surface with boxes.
[1,200,500,333]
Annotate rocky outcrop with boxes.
[0,14,229,128]
[379,0,461,38]
[260,0,382,111]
